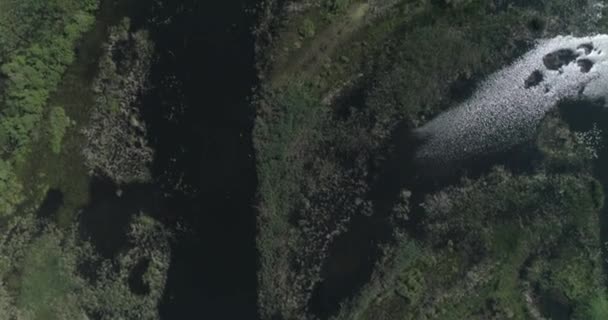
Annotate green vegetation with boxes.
[0,0,606,318]
[255,84,329,313]
[299,19,317,38]
[0,0,97,155]
[0,213,170,319]
[84,18,155,184]
[17,229,80,319]
[0,0,98,215]
[583,294,608,320]
[335,165,604,319]
[48,107,71,154]
[324,0,352,14]
[0,1,173,318]
[0,159,23,216]
[17,2,141,226]
[254,0,608,319]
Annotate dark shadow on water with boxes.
[539,289,572,320]
[78,177,162,259]
[449,73,478,103]
[381,124,541,231]
[309,213,389,318]
[36,189,64,220]
[128,258,151,295]
[309,120,542,318]
[558,98,608,286]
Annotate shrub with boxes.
[583,295,608,320]
[298,19,316,38]
[254,84,326,318]
[18,231,81,319]
[324,0,351,13]
[0,213,171,319]
[0,160,23,216]
[0,0,98,215]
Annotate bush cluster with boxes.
[0,0,98,215]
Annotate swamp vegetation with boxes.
[254,0,608,319]
[0,0,259,318]
[2,0,608,319]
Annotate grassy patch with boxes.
[13,0,135,226]
[18,232,79,319]
[255,83,327,315]
[583,294,608,320]
[0,212,171,319]
[255,0,608,318]
[48,107,71,155]
[0,0,99,218]
[333,167,603,319]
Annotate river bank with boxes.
[21,0,262,318]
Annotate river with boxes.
[74,0,261,318]
[136,1,260,318]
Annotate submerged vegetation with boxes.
[337,167,604,319]
[2,0,608,318]
[0,0,172,318]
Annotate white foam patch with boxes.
[415,35,608,164]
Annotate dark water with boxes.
[136,1,260,319]
[539,289,572,320]
[47,1,606,319]
[36,189,64,220]
[94,1,264,318]
[309,214,390,318]
[558,99,608,283]
[129,258,152,295]
[73,0,261,319]
[79,178,163,258]
[315,98,608,320]
[308,115,542,318]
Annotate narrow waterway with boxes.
[558,99,608,285]
[52,0,263,318]
[132,1,261,318]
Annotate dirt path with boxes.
[271,2,371,86]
